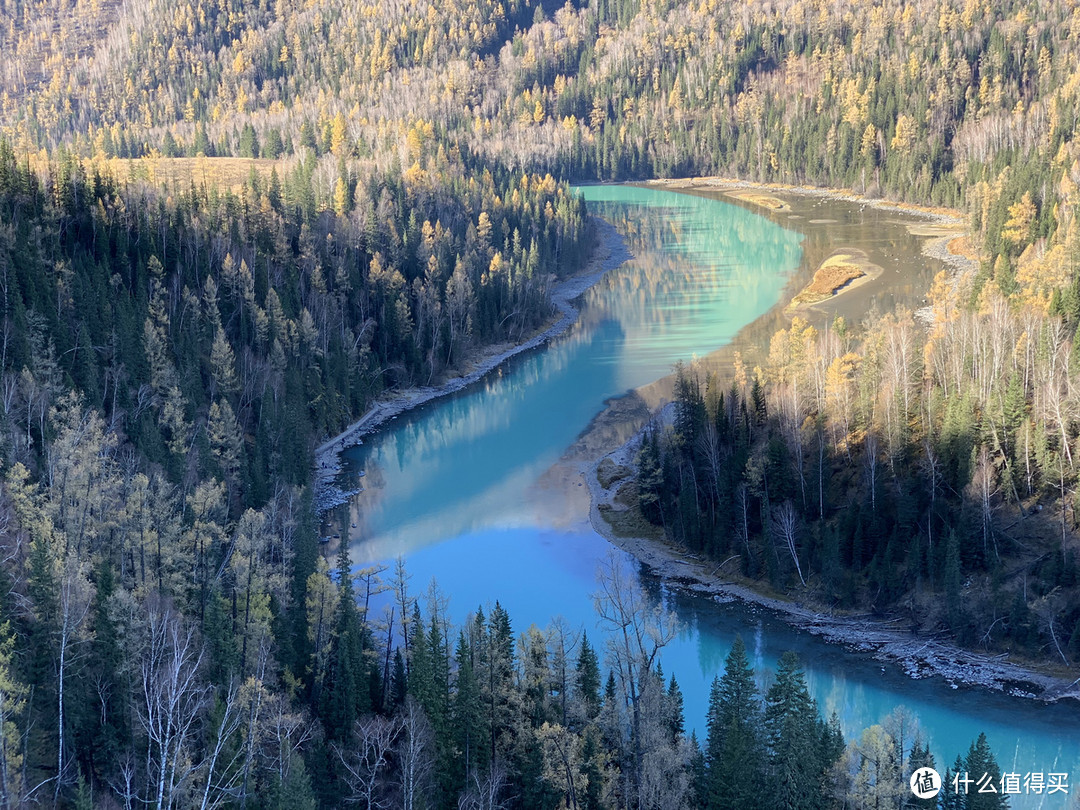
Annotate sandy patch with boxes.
[907,223,967,237]
[788,249,882,308]
[723,189,789,211]
[647,177,967,228]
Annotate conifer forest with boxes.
[0,0,1079,806]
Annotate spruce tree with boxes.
[452,630,487,789]
[764,651,824,810]
[320,547,367,740]
[576,631,602,721]
[908,737,938,809]
[667,674,685,743]
[941,755,967,810]
[580,725,606,810]
[964,733,1008,810]
[707,636,765,810]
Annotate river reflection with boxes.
[343,186,1080,808]
[367,524,1080,809]
[344,186,801,555]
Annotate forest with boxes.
[0,0,1078,805]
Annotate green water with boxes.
[340,185,1079,808]
[345,185,802,557]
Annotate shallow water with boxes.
[340,185,1080,807]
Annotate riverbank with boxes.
[647,176,976,313]
[313,216,632,512]
[646,176,966,225]
[584,429,1080,704]
[575,180,1077,704]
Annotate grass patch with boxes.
[790,251,869,306]
[612,480,640,508]
[947,235,979,262]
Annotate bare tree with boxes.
[920,440,941,574]
[262,692,312,787]
[237,642,270,808]
[1032,589,1071,667]
[458,761,510,810]
[547,618,579,727]
[593,552,680,810]
[108,752,138,810]
[864,432,879,513]
[198,679,245,810]
[539,723,582,810]
[396,697,434,810]
[335,714,402,809]
[735,483,751,556]
[139,604,209,810]
[966,445,999,565]
[771,501,806,587]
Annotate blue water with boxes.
[342,186,1080,808]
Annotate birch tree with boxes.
[138,605,209,810]
[593,552,680,809]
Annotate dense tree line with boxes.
[638,277,1080,664]
[4,0,1079,215]
[0,138,599,805]
[0,0,1073,804]
[0,432,1009,810]
[0,140,589,506]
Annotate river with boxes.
[334,184,1080,808]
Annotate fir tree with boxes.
[964,733,1008,810]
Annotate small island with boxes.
[788,248,882,308]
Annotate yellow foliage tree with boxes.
[330,113,349,157]
[891,114,917,153]
[1002,191,1036,246]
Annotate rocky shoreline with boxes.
[312,216,632,513]
[584,429,1080,704]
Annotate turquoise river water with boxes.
[339,185,1080,808]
